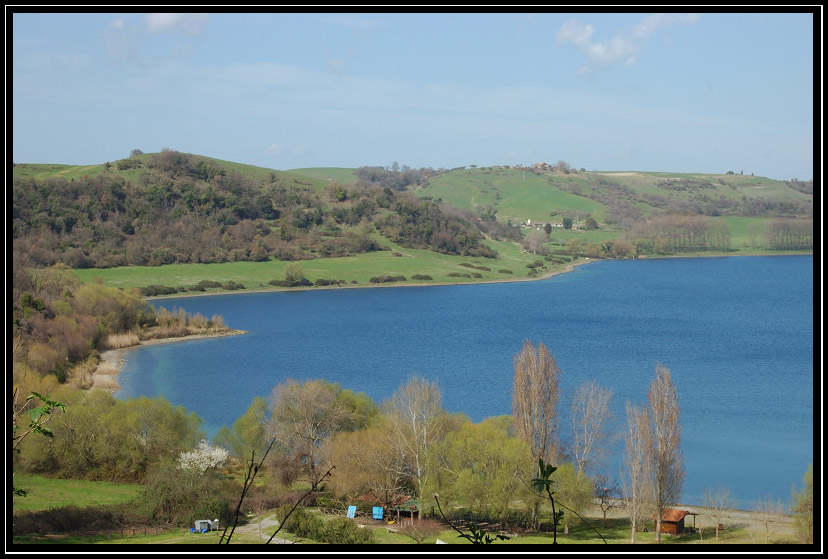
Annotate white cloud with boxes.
[557,13,699,73]
[145,13,209,35]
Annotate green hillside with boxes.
[12,154,812,298]
[414,166,604,222]
[289,167,359,185]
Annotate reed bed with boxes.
[104,333,140,350]
[91,374,120,391]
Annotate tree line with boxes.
[11,263,230,385]
[12,339,813,544]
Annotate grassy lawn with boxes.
[12,474,144,512]
[71,239,573,296]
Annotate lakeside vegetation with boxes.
[11,152,813,547]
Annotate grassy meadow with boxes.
[71,237,576,295]
[12,474,144,512]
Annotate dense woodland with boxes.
[11,151,496,269]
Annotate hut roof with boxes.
[659,509,691,523]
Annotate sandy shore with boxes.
[89,329,247,392]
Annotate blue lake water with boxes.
[115,255,815,509]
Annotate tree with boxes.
[178,439,229,473]
[511,340,562,465]
[701,484,732,540]
[268,379,354,487]
[213,396,269,462]
[594,475,622,527]
[383,376,446,520]
[646,365,684,542]
[283,263,307,287]
[512,340,562,530]
[621,401,651,543]
[327,415,409,507]
[562,216,573,230]
[522,229,548,255]
[544,222,552,235]
[551,462,595,534]
[583,215,599,230]
[791,464,813,544]
[426,416,533,526]
[571,381,614,478]
[753,497,784,544]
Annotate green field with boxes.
[12,474,144,512]
[72,239,577,295]
[289,167,359,185]
[415,167,605,223]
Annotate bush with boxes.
[190,280,222,292]
[411,274,433,281]
[314,278,346,287]
[498,269,513,274]
[369,275,407,284]
[140,285,179,296]
[321,516,376,544]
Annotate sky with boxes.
[9,10,818,181]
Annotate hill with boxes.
[11,151,498,272]
[13,153,813,279]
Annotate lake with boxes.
[115,255,814,509]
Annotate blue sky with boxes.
[10,10,816,180]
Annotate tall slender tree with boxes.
[512,340,562,465]
[622,401,651,543]
[646,365,684,541]
[512,340,562,530]
[571,381,614,478]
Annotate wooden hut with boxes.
[653,509,691,535]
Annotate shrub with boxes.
[411,274,433,281]
[320,516,376,544]
[369,275,407,284]
[498,269,513,274]
[315,279,346,287]
[140,285,179,296]
[191,280,222,292]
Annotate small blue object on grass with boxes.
[372,507,384,520]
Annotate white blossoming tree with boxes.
[178,439,229,473]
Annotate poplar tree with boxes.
[646,365,684,542]
[511,340,562,465]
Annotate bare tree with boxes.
[268,379,353,487]
[593,475,622,528]
[646,365,684,542]
[701,484,733,540]
[522,229,548,255]
[753,497,785,544]
[383,376,445,520]
[621,401,651,543]
[511,340,562,465]
[571,381,614,478]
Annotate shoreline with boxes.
[90,329,247,393]
[142,251,812,302]
[142,256,597,301]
